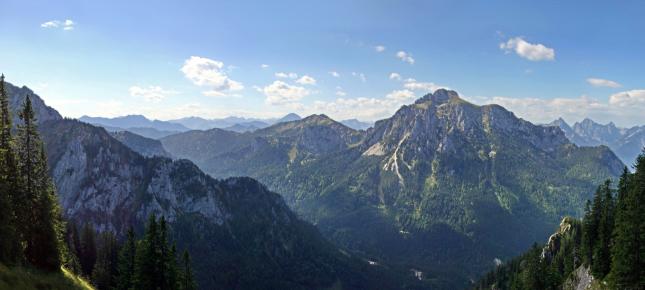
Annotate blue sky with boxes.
[1,0,644,126]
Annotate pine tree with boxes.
[581,199,594,266]
[133,215,183,290]
[159,216,178,289]
[16,96,61,270]
[80,223,97,277]
[591,180,613,278]
[134,215,160,290]
[180,250,196,290]
[65,222,82,274]
[116,227,137,290]
[92,231,119,290]
[609,154,643,288]
[0,73,20,265]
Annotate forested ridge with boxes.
[475,151,645,289]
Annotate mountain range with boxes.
[161,89,624,287]
[548,118,645,166]
[81,112,374,139]
[7,78,632,289]
[6,80,420,290]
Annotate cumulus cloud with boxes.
[329,71,340,78]
[467,89,645,127]
[386,89,416,101]
[500,37,555,61]
[335,90,347,97]
[296,75,317,85]
[275,72,298,79]
[389,73,401,81]
[263,80,311,105]
[403,79,446,92]
[41,19,75,30]
[181,56,243,97]
[260,64,270,69]
[311,91,416,121]
[609,90,645,107]
[396,51,415,64]
[375,45,386,52]
[352,72,367,82]
[128,86,177,102]
[587,78,621,88]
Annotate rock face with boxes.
[541,217,575,261]
[110,130,171,158]
[5,82,62,124]
[163,89,624,288]
[563,266,594,290]
[548,118,644,165]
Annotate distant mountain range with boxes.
[547,118,645,165]
[81,112,374,138]
[161,89,624,288]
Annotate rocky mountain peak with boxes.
[414,88,461,105]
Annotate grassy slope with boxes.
[0,263,93,290]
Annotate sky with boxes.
[1,0,644,126]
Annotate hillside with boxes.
[162,89,624,288]
[0,264,93,290]
[476,153,645,289]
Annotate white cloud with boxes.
[329,71,340,78]
[41,21,59,28]
[296,75,317,85]
[386,89,416,101]
[311,93,414,121]
[275,72,298,79]
[128,86,176,102]
[609,90,645,107]
[263,80,311,105]
[180,56,243,97]
[500,37,555,61]
[389,73,401,81]
[352,72,366,82]
[403,79,446,92]
[336,90,347,97]
[41,19,75,30]
[467,89,645,127]
[587,78,621,88]
[396,51,415,64]
[375,45,386,52]
[261,64,270,69]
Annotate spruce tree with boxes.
[609,153,643,288]
[16,96,61,270]
[116,227,137,290]
[134,215,160,290]
[0,73,20,265]
[591,180,613,278]
[581,199,595,266]
[180,250,196,290]
[92,231,119,290]
[80,223,97,277]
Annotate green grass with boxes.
[0,263,94,290]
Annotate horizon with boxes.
[4,77,641,128]
[1,0,644,127]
